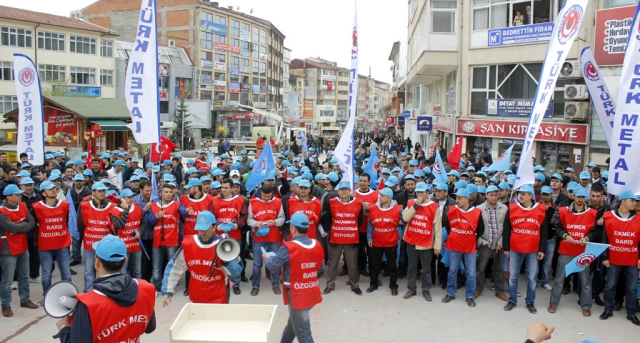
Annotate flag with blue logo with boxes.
[300,130,308,154]
[433,148,448,185]
[440,228,465,272]
[151,170,158,198]
[565,242,609,277]
[65,190,80,240]
[207,151,216,169]
[246,141,276,193]
[363,144,379,186]
[488,143,514,172]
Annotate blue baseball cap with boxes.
[146,162,154,169]
[404,174,416,181]
[330,157,338,164]
[327,172,339,182]
[564,167,575,173]
[19,177,35,185]
[574,186,588,197]
[292,177,302,186]
[282,160,291,167]
[414,170,425,177]
[53,152,63,157]
[91,182,108,191]
[540,186,552,194]
[327,151,334,156]
[151,165,160,173]
[45,153,54,160]
[186,159,195,165]
[287,167,298,175]
[186,167,198,175]
[75,158,84,165]
[338,181,351,189]
[567,181,579,192]
[73,174,84,181]
[517,184,534,195]
[467,166,476,171]
[134,169,144,176]
[93,234,127,262]
[230,162,241,170]
[423,167,432,175]
[503,170,512,175]
[298,180,311,188]
[200,175,211,182]
[81,152,88,158]
[602,171,609,180]
[196,149,205,154]
[65,161,75,167]
[381,168,391,175]
[302,171,313,180]
[48,174,61,181]
[185,178,202,189]
[293,157,300,162]
[586,162,597,168]
[379,187,394,198]
[466,184,478,194]
[579,171,590,180]
[39,180,55,190]
[448,170,461,179]
[130,175,141,182]
[486,185,499,193]
[241,150,248,155]
[434,182,448,191]
[120,188,135,197]
[498,182,511,191]
[113,160,125,167]
[454,180,468,190]
[454,188,470,198]
[415,182,429,192]
[533,165,545,172]
[100,153,110,159]
[175,153,183,159]
[16,170,30,178]
[232,179,242,185]
[551,173,563,180]
[290,212,309,228]
[3,184,23,196]
[387,154,394,159]
[162,160,172,166]
[386,176,399,187]
[619,190,635,201]
[211,181,222,189]
[461,172,470,178]
[392,167,401,173]
[83,169,94,177]
[194,211,216,231]
[409,160,419,167]
[314,173,326,181]
[284,151,291,156]
[535,173,546,182]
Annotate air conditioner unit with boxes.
[168,40,176,47]
[564,101,589,121]
[564,84,589,100]
[559,60,581,79]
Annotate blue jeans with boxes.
[604,264,638,315]
[446,250,477,299]
[123,251,142,279]
[508,251,538,305]
[230,239,242,287]
[39,249,71,296]
[281,289,314,343]
[539,239,556,286]
[251,241,280,289]
[153,246,177,292]
[71,237,82,262]
[0,251,30,307]
[84,250,96,292]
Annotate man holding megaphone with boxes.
[161,211,242,306]
[52,234,156,342]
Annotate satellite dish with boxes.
[250,8,253,14]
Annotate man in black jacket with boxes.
[395,175,417,277]
[432,183,455,287]
[550,173,571,207]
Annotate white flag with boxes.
[13,54,44,166]
[125,0,160,144]
[580,47,615,146]
[608,3,640,195]
[514,0,588,189]
[335,1,359,190]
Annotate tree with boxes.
[42,78,77,97]
[171,96,192,150]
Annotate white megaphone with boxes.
[43,281,79,318]
[216,237,241,262]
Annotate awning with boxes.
[91,120,130,131]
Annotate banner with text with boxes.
[486,98,553,117]
[580,47,615,146]
[13,54,44,165]
[595,5,636,66]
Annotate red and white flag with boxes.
[448,135,464,170]
[150,135,176,162]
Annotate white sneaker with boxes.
[543,284,553,291]
[29,277,41,283]
[10,281,18,290]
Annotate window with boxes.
[200,90,212,100]
[215,34,226,43]
[38,31,64,51]
[338,90,349,95]
[231,38,240,47]
[338,81,349,86]
[215,15,226,26]
[252,43,258,59]
[230,93,239,101]
[253,27,259,42]
[473,0,556,31]
[260,46,266,54]
[241,75,250,84]
[231,56,239,69]
[1,27,32,48]
[214,72,226,81]
[0,95,18,115]
[338,71,349,77]
[338,100,348,106]
[158,76,169,89]
[201,32,213,50]
[100,40,113,57]
[242,23,250,32]
[320,109,334,116]
[431,0,457,33]
[100,69,113,86]
[38,64,65,82]
[260,29,267,44]
[215,91,225,100]
[242,41,250,50]
[215,53,225,63]
[70,35,96,54]
[70,67,96,85]
[260,62,266,77]
[230,74,239,82]
[201,51,212,61]
[231,20,240,36]
[606,0,637,8]
[0,62,14,81]
[241,58,249,70]
[201,12,213,22]
[253,61,259,76]
[201,71,212,82]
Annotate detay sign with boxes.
[457,119,588,144]
[488,23,554,47]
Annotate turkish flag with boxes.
[195,159,210,172]
[448,135,464,170]
[150,136,176,162]
[377,177,386,190]
[327,81,333,91]
[418,161,424,170]
[283,168,288,179]
[86,139,93,167]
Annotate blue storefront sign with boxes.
[485,98,553,118]
[396,116,405,126]
[416,116,433,131]
[403,110,411,118]
[199,20,228,36]
[229,68,240,75]
[241,49,251,57]
[488,23,553,47]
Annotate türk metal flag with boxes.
[580,47,615,147]
[514,0,588,190]
[125,0,161,144]
[13,54,44,166]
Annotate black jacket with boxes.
[54,274,156,343]
[395,191,417,209]
[554,191,571,207]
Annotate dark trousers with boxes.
[141,239,154,282]
[26,231,40,279]
[591,257,606,298]
[430,253,448,286]
[357,232,371,272]
[239,231,247,280]
[604,264,638,315]
[370,246,398,289]
[398,240,408,276]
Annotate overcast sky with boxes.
[3,0,407,84]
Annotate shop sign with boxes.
[240,65,251,73]
[214,62,226,70]
[214,86,225,92]
[200,20,227,36]
[486,98,553,117]
[226,114,251,120]
[159,88,169,100]
[259,53,268,61]
[252,85,261,94]
[201,59,212,68]
[417,116,433,131]
[45,108,78,146]
[403,110,411,118]
[158,64,170,76]
[240,30,251,42]
[457,119,588,144]
[229,68,240,75]
[241,83,251,92]
[303,99,314,119]
[396,115,405,126]
[200,78,213,86]
[215,42,240,54]
[241,48,251,57]
[436,116,454,133]
[433,104,442,115]
[229,82,240,93]
[594,5,635,66]
[488,22,554,47]
[321,74,336,81]
[213,80,226,86]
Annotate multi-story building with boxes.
[336,67,350,126]
[282,47,291,117]
[388,40,407,121]
[402,0,629,171]
[76,0,285,138]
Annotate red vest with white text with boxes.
[403,200,438,247]
[0,203,29,255]
[283,239,324,310]
[355,189,379,233]
[212,195,244,240]
[182,235,229,304]
[329,198,362,244]
[150,201,180,248]
[32,200,71,251]
[509,202,546,254]
[250,197,282,243]
[604,211,640,266]
[558,207,597,256]
[369,204,401,248]
[75,279,155,343]
[80,201,114,251]
[180,194,213,236]
[288,196,321,240]
[110,204,142,253]
[446,206,482,253]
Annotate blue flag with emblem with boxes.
[487,143,514,172]
[151,169,158,198]
[245,141,275,193]
[300,130,308,154]
[440,228,464,272]
[433,148,448,185]
[363,144,379,186]
[65,189,80,240]
[207,151,216,169]
[565,242,609,277]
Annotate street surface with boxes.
[0,260,636,343]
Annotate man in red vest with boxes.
[355,173,378,277]
[287,179,322,240]
[31,181,72,297]
[77,181,115,292]
[442,187,484,307]
[0,184,37,317]
[599,190,640,325]
[323,181,363,295]
[54,234,156,342]
[503,184,547,314]
[110,188,144,279]
[264,211,323,343]
[547,186,597,317]
[401,182,442,301]
[161,211,242,306]
[366,187,402,296]
[248,184,285,296]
